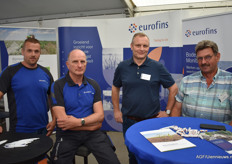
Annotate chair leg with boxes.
[84,156,88,164]
[73,156,88,164]
[73,157,76,164]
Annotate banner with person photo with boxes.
[0,27,58,80]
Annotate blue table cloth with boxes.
[125,117,232,164]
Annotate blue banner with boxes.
[59,27,119,131]
[0,41,8,70]
[183,44,200,76]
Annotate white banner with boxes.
[183,12,232,75]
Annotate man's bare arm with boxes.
[46,95,56,136]
[166,83,178,111]
[112,85,123,123]
[0,91,4,100]
[229,121,232,126]
[54,101,104,131]
[170,101,182,117]
[157,83,178,117]
[69,100,104,131]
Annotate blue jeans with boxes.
[123,116,138,164]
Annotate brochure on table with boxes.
[140,128,196,152]
[201,131,232,154]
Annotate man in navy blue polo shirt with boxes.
[50,49,120,164]
[0,36,55,136]
[112,32,178,164]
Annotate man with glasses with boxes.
[171,40,232,125]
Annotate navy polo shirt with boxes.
[0,62,53,133]
[113,57,175,118]
[51,73,102,119]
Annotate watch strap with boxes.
[81,118,85,126]
[165,109,171,115]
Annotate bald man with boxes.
[50,49,120,164]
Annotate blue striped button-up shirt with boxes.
[176,68,232,124]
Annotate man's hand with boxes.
[46,120,56,136]
[114,110,123,123]
[57,115,80,130]
[156,111,169,118]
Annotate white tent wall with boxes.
[135,7,232,19]
[0,7,232,28]
[0,14,127,28]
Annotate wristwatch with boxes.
[165,109,171,115]
[81,118,85,126]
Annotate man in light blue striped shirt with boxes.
[171,40,232,125]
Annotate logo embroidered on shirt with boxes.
[39,80,48,83]
[84,91,92,94]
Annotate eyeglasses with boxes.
[197,55,214,62]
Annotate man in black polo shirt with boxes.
[50,49,120,164]
[112,32,178,164]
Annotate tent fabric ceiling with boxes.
[0,0,231,24]
[0,0,127,23]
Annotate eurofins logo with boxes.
[129,23,138,33]
[129,21,168,33]
[185,30,191,37]
[185,28,217,37]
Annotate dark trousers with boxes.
[122,116,138,164]
[50,129,120,164]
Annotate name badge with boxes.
[141,73,151,81]
[218,92,229,103]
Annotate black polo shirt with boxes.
[113,57,175,118]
